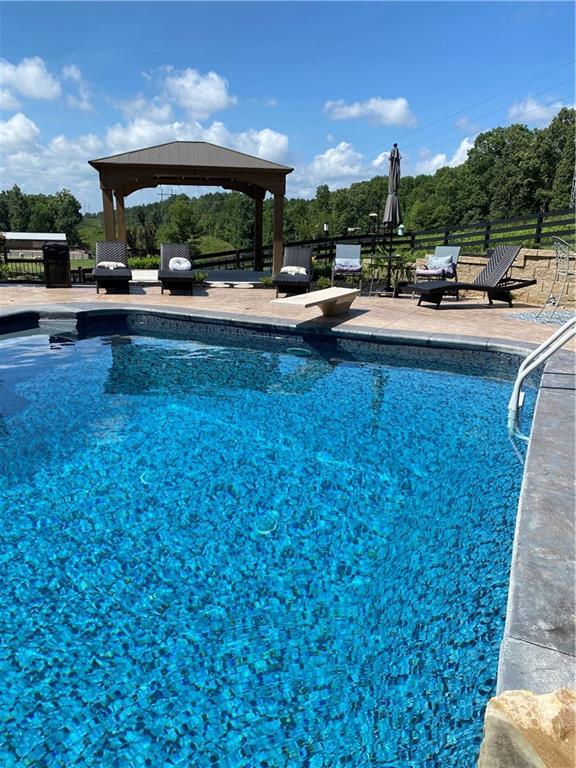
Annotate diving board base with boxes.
[272,287,360,316]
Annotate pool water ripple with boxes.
[0,333,534,767]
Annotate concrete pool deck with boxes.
[0,282,574,700]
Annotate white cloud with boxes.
[230,127,289,163]
[309,142,363,179]
[106,118,195,153]
[115,95,173,122]
[62,64,93,111]
[163,68,237,120]
[455,115,481,133]
[104,117,290,165]
[372,151,388,169]
[0,112,40,150]
[508,97,565,127]
[0,56,61,100]
[62,64,82,84]
[290,141,365,198]
[1,130,103,207]
[324,96,416,126]
[415,137,474,175]
[0,89,20,111]
[263,97,278,108]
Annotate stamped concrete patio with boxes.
[0,281,571,348]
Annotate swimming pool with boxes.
[0,324,536,767]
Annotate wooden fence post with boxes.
[443,229,450,245]
[483,221,491,251]
[535,210,544,246]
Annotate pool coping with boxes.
[1,305,574,696]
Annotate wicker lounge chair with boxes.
[93,242,132,294]
[331,243,363,291]
[410,245,535,308]
[272,245,314,297]
[158,243,195,295]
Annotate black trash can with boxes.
[42,241,71,288]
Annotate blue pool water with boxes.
[0,330,535,767]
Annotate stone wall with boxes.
[416,248,575,307]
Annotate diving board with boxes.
[272,287,360,316]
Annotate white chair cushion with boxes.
[96,261,125,269]
[280,266,308,276]
[169,257,192,271]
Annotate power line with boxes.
[312,61,575,177]
[318,78,574,180]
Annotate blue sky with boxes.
[0,1,574,212]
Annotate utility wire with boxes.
[318,76,574,178]
[311,60,575,177]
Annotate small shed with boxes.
[4,232,66,252]
[89,141,293,272]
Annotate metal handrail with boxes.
[508,316,576,439]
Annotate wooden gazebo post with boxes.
[115,192,127,242]
[254,194,264,271]
[101,187,115,240]
[272,193,284,275]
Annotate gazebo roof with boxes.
[89,141,292,199]
[90,141,292,172]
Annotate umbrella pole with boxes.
[386,226,393,292]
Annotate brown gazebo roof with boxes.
[89,141,292,198]
[90,141,292,172]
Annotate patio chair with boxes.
[93,242,132,294]
[410,245,535,308]
[272,245,314,297]
[415,245,461,281]
[158,243,195,295]
[331,243,363,291]
[413,245,461,300]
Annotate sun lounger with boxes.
[93,242,132,294]
[410,245,535,308]
[272,245,314,296]
[158,243,195,295]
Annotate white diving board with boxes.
[272,287,360,316]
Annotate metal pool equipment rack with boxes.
[508,316,576,439]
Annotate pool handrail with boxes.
[508,316,576,439]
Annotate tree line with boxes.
[1,108,573,253]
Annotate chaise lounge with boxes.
[272,245,314,296]
[93,241,132,294]
[158,243,196,295]
[410,245,535,308]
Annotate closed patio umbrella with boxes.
[381,143,402,291]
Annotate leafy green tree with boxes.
[52,189,82,244]
[5,185,29,231]
[550,136,575,209]
[157,198,200,254]
[28,195,56,232]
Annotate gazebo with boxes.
[89,141,293,272]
